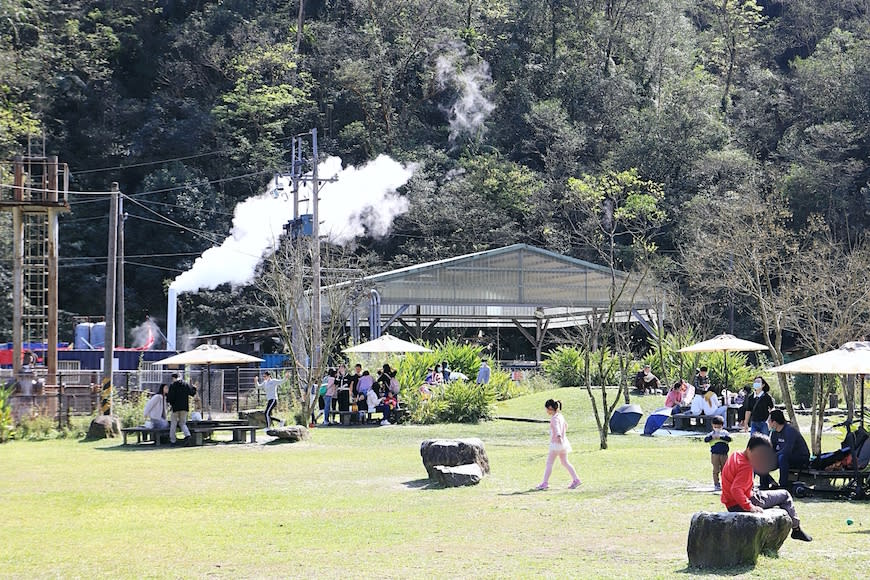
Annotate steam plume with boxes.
[436,45,496,143]
[170,155,414,294]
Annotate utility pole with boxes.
[101,182,119,416]
[311,128,321,373]
[296,0,305,53]
[115,194,125,347]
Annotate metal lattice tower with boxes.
[1,154,69,385]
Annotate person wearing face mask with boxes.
[742,376,774,435]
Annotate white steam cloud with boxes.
[436,45,496,143]
[170,155,415,293]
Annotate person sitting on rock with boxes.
[720,434,812,542]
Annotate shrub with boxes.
[544,346,624,387]
[59,414,94,439]
[490,369,527,401]
[16,414,57,441]
[113,396,147,428]
[703,351,757,392]
[792,374,814,408]
[524,374,558,394]
[0,387,13,443]
[410,380,495,424]
[543,346,585,387]
[394,339,485,398]
[642,330,702,384]
[439,381,496,423]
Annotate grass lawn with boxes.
[1,388,869,579]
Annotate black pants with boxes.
[376,404,391,423]
[762,451,810,489]
[264,398,277,427]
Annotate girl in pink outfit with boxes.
[535,399,581,490]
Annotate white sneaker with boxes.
[380,419,391,426]
[279,419,286,427]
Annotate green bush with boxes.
[544,346,624,387]
[490,369,528,401]
[0,387,14,443]
[703,351,757,392]
[642,330,702,384]
[439,381,496,423]
[410,380,495,424]
[113,396,148,428]
[59,414,94,439]
[543,346,585,387]
[16,414,57,441]
[394,339,485,398]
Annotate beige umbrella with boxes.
[343,334,432,354]
[769,341,870,375]
[155,345,264,418]
[770,341,870,429]
[678,334,769,391]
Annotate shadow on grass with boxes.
[402,478,443,490]
[498,488,545,496]
[675,565,755,577]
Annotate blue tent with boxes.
[610,404,643,434]
[643,407,673,436]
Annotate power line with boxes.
[71,148,237,175]
[68,169,272,206]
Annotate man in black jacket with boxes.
[167,373,197,445]
[762,409,810,489]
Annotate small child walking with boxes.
[704,415,732,491]
[535,399,581,490]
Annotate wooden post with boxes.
[101,183,119,415]
[13,155,24,201]
[47,156,58,203]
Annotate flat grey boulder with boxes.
[86,416,121,440]
[239,409,270,427]
[266,425,310,442]
[433,463,484,487]
[420,438,490,479]
[687,509,792,569]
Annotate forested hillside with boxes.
[2,0,870,342]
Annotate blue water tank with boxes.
[74,323,93,349]
[91,322,106,349]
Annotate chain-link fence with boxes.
[1,366,295,426]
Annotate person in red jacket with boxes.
[720,435,812,542]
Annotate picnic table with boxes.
[121,420,256,446]
[670,405,743,432]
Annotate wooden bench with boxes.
[671,413,718,432]
[121,424,257,446]
[121,426,170,446]
[190,425,257,445]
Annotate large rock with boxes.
[239,409,267,427]
[687,509,792,569]
[86,416,121,440]
[420,438,490,479]
[266,425,310,442]
[433,463,484,487]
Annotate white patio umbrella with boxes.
[679,334,769,392]
[770,341,870,428]
[155,344,264,418]
[343,334,432,354]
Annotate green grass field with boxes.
[2,388,869,579]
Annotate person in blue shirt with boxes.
[476,360,491,385]
[762,409,810,490]
[704,415,732,491]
